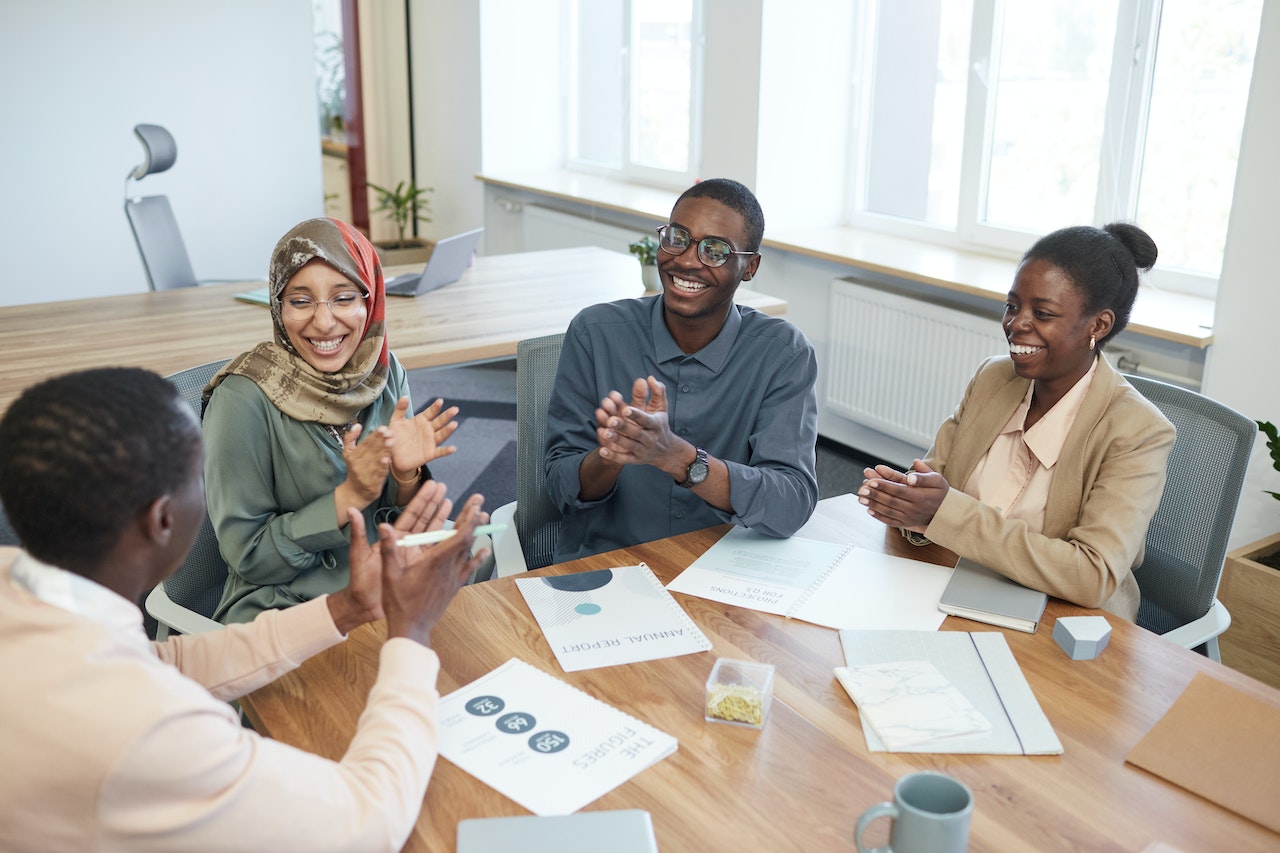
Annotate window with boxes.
[568,0,703,187]
[850,0,1263,295]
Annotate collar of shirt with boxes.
[9,550,143,635]
[649,296,742,371]
[1007,356,1100,470]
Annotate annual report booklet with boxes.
[516,563,712,672]
[437,658,677,815]
[664,526,952,631]
[838,629,1062,755]
[938,557,1048,633]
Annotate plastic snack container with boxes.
[705,658,775,730]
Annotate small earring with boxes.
[1089,335,1096,351]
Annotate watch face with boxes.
[686,460,709,485]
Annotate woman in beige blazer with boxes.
[859,223,1174,619]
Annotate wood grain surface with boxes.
[241,510,1280,852]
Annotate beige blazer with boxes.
[922,355,1174,619]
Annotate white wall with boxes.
[0,0,322,306]
[1202,0,1280,548]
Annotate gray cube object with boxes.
[1052,616,1113,660]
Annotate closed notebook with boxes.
[938,557,1047,633]
[457,810,659,853]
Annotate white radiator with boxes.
[825,278,1009,449]
[521,204,648,253]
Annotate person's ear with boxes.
[740,252,762,283]
[141,494,175,547]
[1092,308,1115,343]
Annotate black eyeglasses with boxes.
[656,224,755,268]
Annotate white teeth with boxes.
[310,337,344,353]
[1009,344,1043,356]
[671,276,706,292]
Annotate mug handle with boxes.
[854,801,899,853]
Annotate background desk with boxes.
[0,246,785,416]
[240,508,1279,852]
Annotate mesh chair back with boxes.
[1126,375,1256,635]
[514,334,565,570]
[0,499,17,547]
[125,195,199,291]
[161,360,230,619]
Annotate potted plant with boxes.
[1218,419,1280,688]
[367,179,434,266]
[628,234,661,292]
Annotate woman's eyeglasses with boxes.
[656,224,755,268]
[281,292,368,320]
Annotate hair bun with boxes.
[1103,222,1158,272]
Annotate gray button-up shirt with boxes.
[546,295,818,562]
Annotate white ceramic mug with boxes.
[854,771,973,853]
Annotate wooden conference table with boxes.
[240,508,1280,852]
[0,246,785,416]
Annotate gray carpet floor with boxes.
[406,361,883,516]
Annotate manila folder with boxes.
[1124,672,1280,833]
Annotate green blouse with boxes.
[204,355,412,624]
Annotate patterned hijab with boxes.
[204,218,390,425]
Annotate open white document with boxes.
[838,630,1062,755]
[665,526,951,631]
[438,659,677,815]
[516,563,711,672]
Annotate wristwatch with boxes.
[677,447,709,488]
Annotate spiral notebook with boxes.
[516,563,711,672]
[665,527,952,631]
[437,658,677,815]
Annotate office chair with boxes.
[1125,374,1256,661]
[124,123,200,291]
[490,333,565,576]
[144,359,231,638]
[0,499,17,547]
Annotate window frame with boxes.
[564,0,705,190]
[845,0,1257,298]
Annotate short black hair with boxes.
[1022,222,1158,350]
[0,368,200,571]
[675,178,766,251]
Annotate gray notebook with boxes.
[457,810,658,853]
[938,557,1047,633]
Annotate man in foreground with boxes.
[0,367,488,852]
[545,177,819,561]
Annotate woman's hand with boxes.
[334,423,392,525]
[858,459,950,533]
[387,396,460,479]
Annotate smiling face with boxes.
[280,258,369,373]
[1003,258,1113,396]
[658,196,761,327]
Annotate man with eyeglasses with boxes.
[545,178,819,561]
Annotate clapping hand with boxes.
[858,460,950,533]
[342,423,393,506]
[328,480,454,634]
[387,396,460,478]
[595,376,681,468]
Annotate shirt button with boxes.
[675,511,685,519]
[681,385,690,393]
[679,427,688,436]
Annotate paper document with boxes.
[516,564,711,672]
[839,630,1062,755]
[834,661,991,750]
[438,658,677,815]
[666,526,951,631]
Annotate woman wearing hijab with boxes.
[204,217,461,624]
[858,223,1174,620]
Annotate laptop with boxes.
[384,226,484,297]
